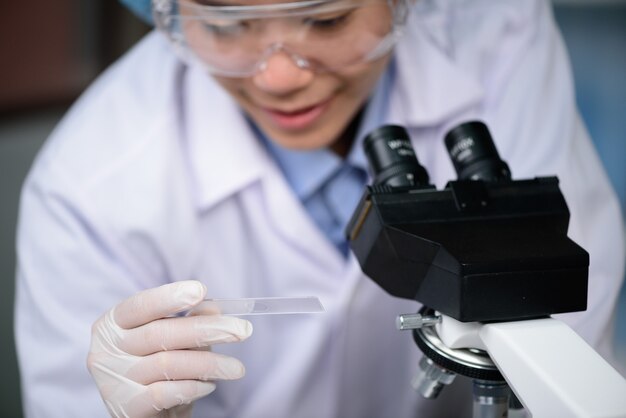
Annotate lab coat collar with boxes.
[392,13,484,127]
[183,64,354,271]
[183,64,270,211]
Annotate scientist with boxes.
[15,0,625,417]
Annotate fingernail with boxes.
[174,281,206,307]
[197,317,253,344]
[192,381,216,400]
[233,319,253,339]
[225,318,253,341]
[216,357,246,379]
[222,317,252,341]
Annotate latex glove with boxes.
[87,280,253,418]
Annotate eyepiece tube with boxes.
[444,121,511,182]
[363,125,430,188]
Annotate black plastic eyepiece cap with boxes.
[444,121,511,182]
[363,125,430,188]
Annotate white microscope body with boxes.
[416,313,626,417]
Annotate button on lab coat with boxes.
[15,1,625,417]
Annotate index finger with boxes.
[114,281,207,329]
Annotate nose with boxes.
[252,50,314,95]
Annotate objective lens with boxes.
[363,125,430,188]
[444,121,511,182]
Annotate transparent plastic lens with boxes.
[153,0,407,77]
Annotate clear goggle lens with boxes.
[153,0,409,77]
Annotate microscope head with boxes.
[346,122,589,323]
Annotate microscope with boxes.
[346,122,626,417]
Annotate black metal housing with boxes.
[346,177,589,322]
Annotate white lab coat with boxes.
[15,1,625,417]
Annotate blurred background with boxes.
[0,1,624,416]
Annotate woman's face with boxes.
[213,51,390,155]
[180,0,395,155]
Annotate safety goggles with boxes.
[153,0,409,77]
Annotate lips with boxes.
[262,99,331,130]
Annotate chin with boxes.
[262,125,342,152]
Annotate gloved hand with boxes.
[87,280,253,418]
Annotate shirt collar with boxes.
[260,61,394,201]
[183,64,269,211]
[261,135,341,201]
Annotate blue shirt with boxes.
[257,61,395,257]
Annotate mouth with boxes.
[261,99,332,130]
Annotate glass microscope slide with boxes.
[187,296,325,316]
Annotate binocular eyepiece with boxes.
[363,121,511,185]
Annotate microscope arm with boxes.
[476,318,626,417]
